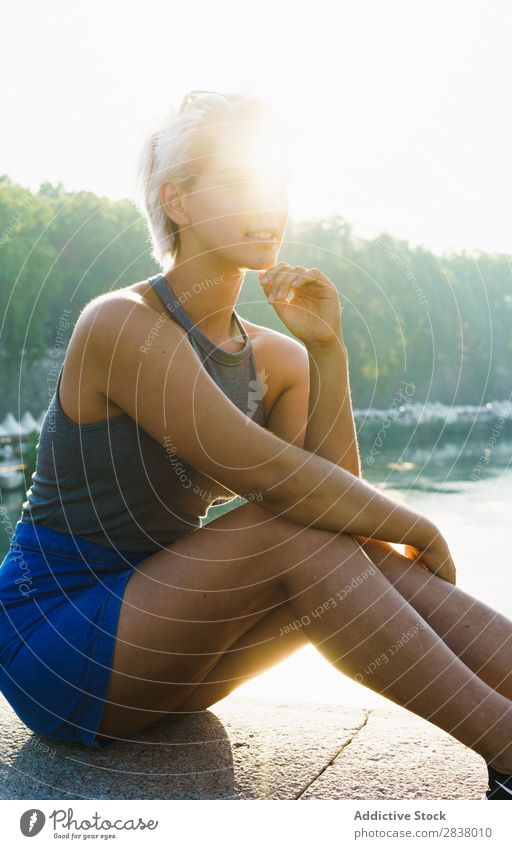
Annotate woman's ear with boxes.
[160,180,190,227]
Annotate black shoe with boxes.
[484,764,512,799]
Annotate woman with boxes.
[0,90,510,800]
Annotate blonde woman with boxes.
[0,90,510,800]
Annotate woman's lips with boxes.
[245,232,278,243]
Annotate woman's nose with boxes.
[251,178,288,213]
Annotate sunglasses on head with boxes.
[178,89,241,115]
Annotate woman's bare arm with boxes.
[83,293,452,580]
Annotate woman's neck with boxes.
[164,255,246,344]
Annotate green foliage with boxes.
[0,176,157,379]
[1,177,511,407]
[242,216,512,406]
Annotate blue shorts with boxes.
[0,520,155,749]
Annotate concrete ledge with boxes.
[0,693,486,800]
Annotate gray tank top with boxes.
[20,273,266,552]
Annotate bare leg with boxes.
[174,540,512,727]
[97,503,512,770]
[359,540,512,697]
[164,601,308,718]
[160,524,512,772]
[271,530,512,772]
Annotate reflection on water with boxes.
[361,436,512,621]
[1,435,511,711]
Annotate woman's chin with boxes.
[244,247,280,270]
[220,243,280,272]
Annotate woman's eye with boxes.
[222,177,253,194]
[222,174,288,197]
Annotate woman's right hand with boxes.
[404,524,457,585]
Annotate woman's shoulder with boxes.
[70,282,304,426]
[58,281,166,425]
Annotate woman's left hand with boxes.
[403,543,456,584]
[258,262,343,347]
[403,544,430,573]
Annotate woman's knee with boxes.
[201,499,360,592]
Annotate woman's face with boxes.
[179,123,290,270]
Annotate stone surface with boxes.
[0,693,487,800]
[299,707,487,800]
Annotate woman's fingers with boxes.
[403,545,429,570]
[432,535,457,585]
[260,270,296,301]
[422,547,457,585]
[404,542,457,586]
[406,524,457,586]
[259,264,307,302]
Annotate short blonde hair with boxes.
[133,93,283,270]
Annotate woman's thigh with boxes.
[97,598,308,739]
[166,599,309,719]
[97,501,347,737]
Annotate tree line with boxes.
[1,175,511,410]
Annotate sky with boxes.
[2,0,512,256]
